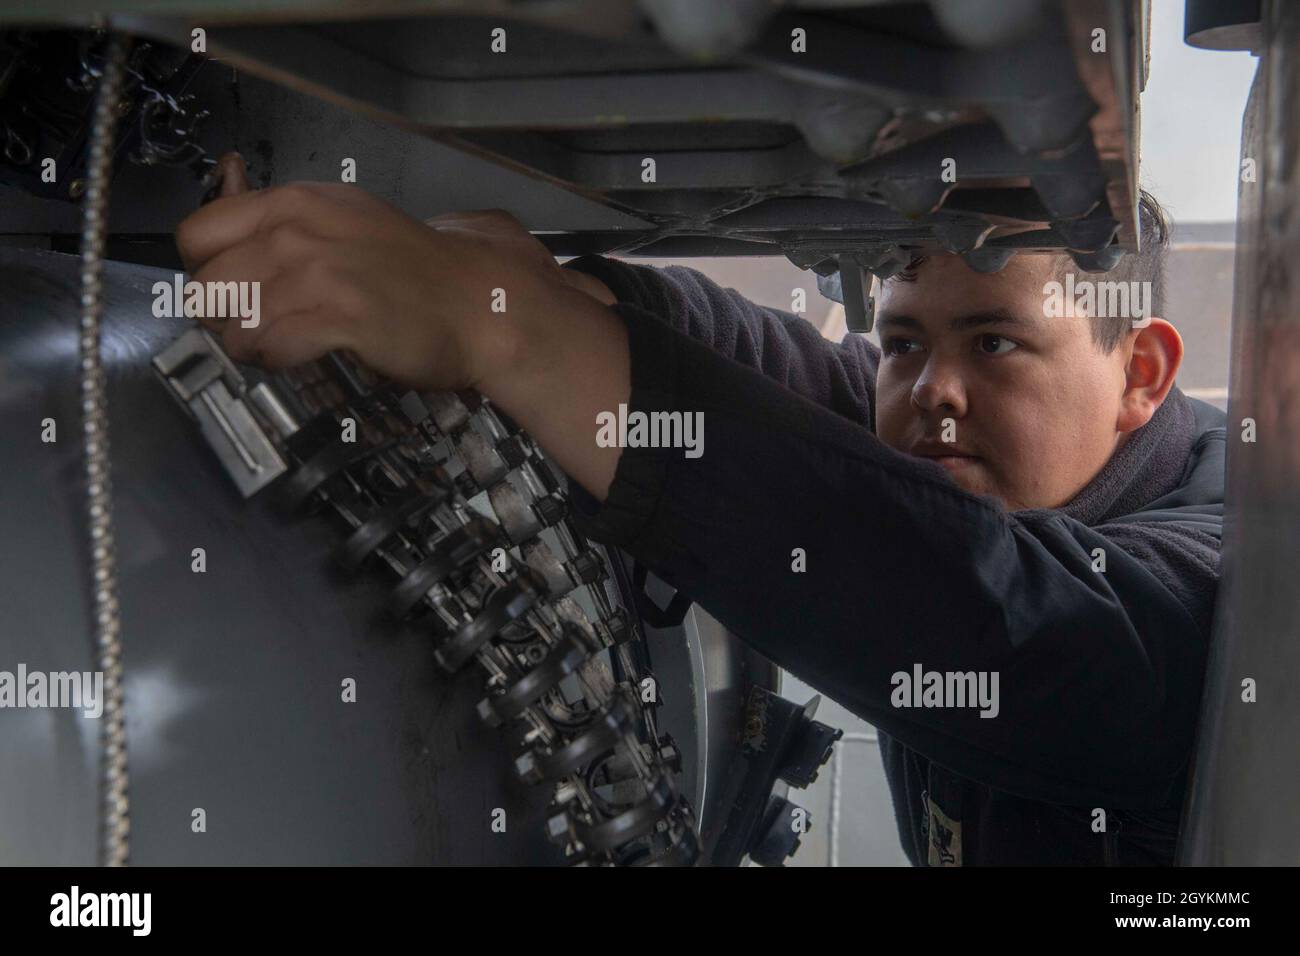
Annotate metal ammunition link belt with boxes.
[153,332,701,866]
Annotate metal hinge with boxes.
[152,328,298,498]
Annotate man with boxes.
[177,155,1224,865]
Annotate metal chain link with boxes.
[79,30,131,867]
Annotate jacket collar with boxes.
[1058,386,1223,526]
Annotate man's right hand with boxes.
[176,156,595,394]
[174,154,631,501]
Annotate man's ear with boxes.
[1117,317,1183,434]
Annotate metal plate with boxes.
[0,246,563,864]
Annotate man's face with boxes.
[874,253,1131,511]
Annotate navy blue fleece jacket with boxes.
[559,254,1225,866]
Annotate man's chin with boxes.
[907,452,1011,504]
[934,459,1003,502]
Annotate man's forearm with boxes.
[477,282,629,503]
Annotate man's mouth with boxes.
[926,455,980,474]
[909,441,981,473]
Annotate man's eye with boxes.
[977,334,1019,355]
[884,337,922,357]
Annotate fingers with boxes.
[213,261,348,363]
[198,151,250,207]
[186,237,282,338]
[241,308,354,370]
[174,153,393,377]
[216,151,251,198]
[176,189,273,274]
[190,221,318,292]
[191,232,279,291]
[183,152,256,270]
[176,181,353,274]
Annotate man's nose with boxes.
[910,356,968,417]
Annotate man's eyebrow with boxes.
[948,309,1035,332]
[875,313,921,330]
[875,309,1035,333]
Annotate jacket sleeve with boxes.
[564,300,1209,811]
[562,254,877,432]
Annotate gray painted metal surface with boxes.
[0,246,559,863]
[0,245,769,865]
[1178,0,1300,866]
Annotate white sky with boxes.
[1138,0,1258,222]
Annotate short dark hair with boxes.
[885,188,1172,353]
